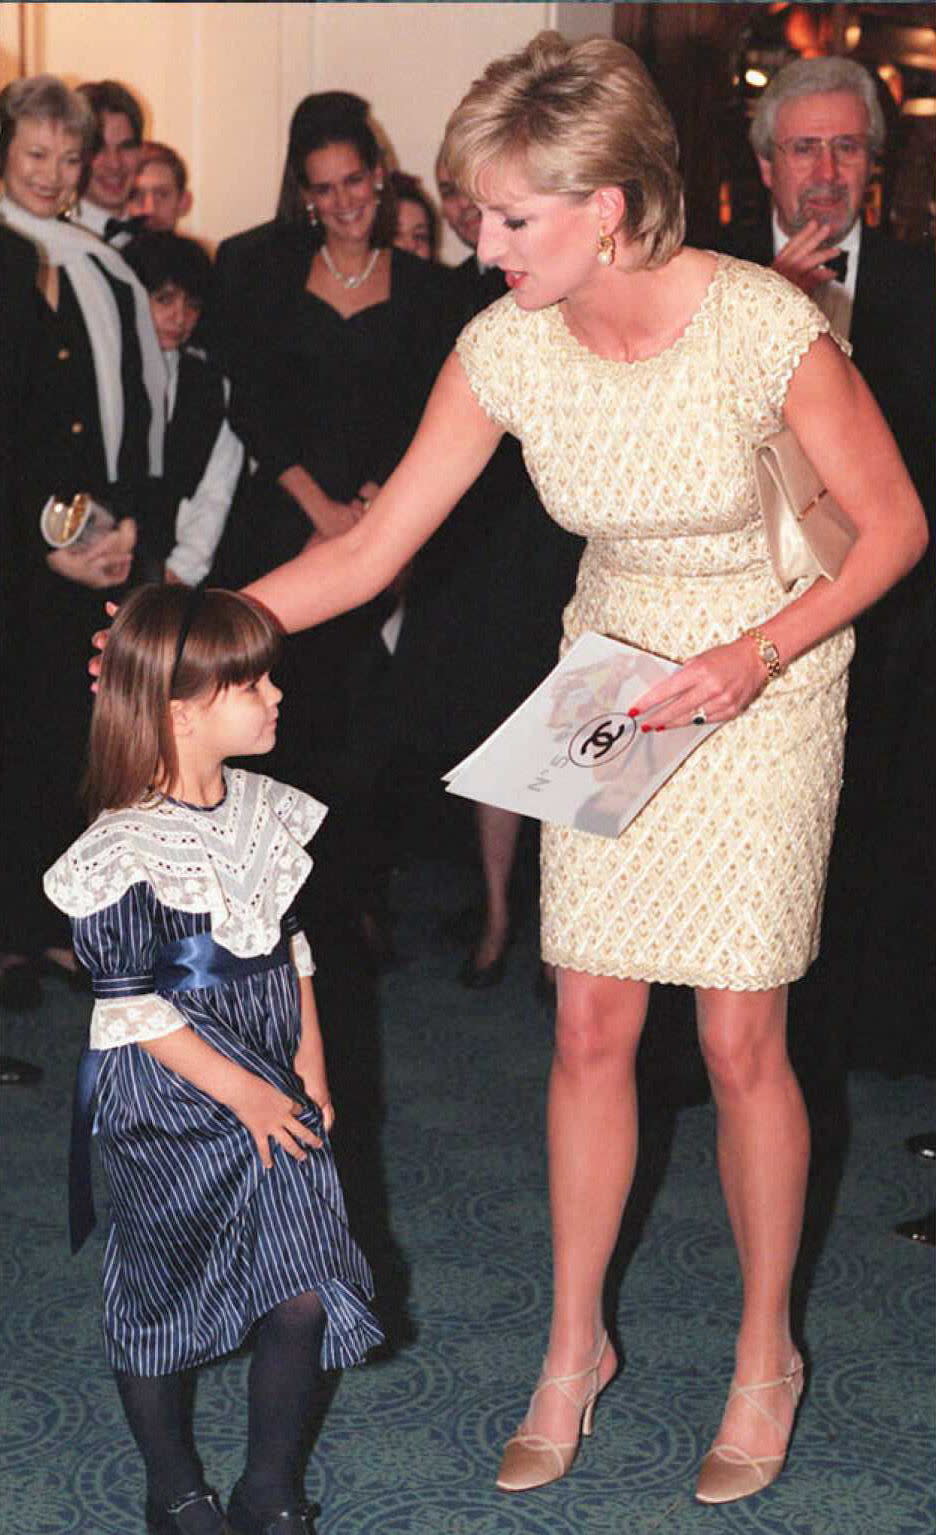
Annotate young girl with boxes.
[44,585,383,1535]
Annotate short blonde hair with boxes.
[441,31,685,269]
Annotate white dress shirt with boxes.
[772,212,860,337]
[163,348,245,586]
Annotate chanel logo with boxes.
[568,713,636,767]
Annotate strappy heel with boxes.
[496,1332,614,1493]
[695,1353,805,1505]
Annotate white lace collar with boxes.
[44,770,327,958]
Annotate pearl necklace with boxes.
[321,243,380,290]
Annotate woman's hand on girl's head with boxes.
[228,1074,323,1169]
[89,600,120,691]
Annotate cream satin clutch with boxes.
[753,428,857,591]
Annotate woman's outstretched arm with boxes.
[243,352,504,634]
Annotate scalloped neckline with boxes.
[551,252,724,368]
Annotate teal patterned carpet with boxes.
[2,858,934,1535]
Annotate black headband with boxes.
[169,585,205,695]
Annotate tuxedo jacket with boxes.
[720,220,935,519]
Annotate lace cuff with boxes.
[89,993,188,1050]
[289,931,315,978]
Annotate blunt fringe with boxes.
[83,586,281,821]
[440,30,685,269]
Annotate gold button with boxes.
[71,421,83,434]
[57,347,70,361]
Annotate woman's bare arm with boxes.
[244,352,504,634]
[631,337,928,725]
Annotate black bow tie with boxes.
[103,214,147,243]
[824,250,848,283]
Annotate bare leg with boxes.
[696,985,809,1467]
[520,971,649,1445]
[472,804,522,968]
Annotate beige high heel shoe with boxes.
[496,1333,613,1494]
[695,1353,805,1505]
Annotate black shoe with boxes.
[0,963,42,1012]
[893,1210,936,1247]
[905,1133,936,1164]
[227,1482,317,1535]
[146,1488,230,1534]
[0,1054,43,1086]
[458,948,507,989]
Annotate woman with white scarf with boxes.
[0,74,165,1010]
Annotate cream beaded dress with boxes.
[456,255,853,991]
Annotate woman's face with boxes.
[394,197,432,261]
[302,141,380,246]
[3,116,84,219]
[475,162,603,311]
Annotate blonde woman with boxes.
[236,34,922,1503]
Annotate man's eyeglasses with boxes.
[774,135,871,165]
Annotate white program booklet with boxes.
[444,632,721,838]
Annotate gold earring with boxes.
[306,202,318,226]
[596,231,616,267]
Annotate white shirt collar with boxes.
[73,199,111,239]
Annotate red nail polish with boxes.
[655,725,666,732]
[640,723,652,733]
[627,707,640,718]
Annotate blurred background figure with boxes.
[123,230,245,590]
[390,170,438,261]
[126,140,192,232]
[73,78,144,244]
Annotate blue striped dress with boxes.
[47,772,384,1377]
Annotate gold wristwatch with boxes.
[743,626,782,680]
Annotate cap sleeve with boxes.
[722,258,850,430]
[71,882,188,1050]
[455,294,523,435]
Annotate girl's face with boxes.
[185,673,282,763]
[149,282,203,352]
[302,141,381,247]
[394,198,432,261]
[475,162,603,311]
[3,116,84,219]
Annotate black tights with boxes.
[116,1291,326,1512]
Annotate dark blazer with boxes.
[720,220,935,518]
[721,216,935,1066]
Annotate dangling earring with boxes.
[305,202,319,227]
[596,231,616,267]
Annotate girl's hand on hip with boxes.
[629,638,767,730]
[229,1075,323,1168]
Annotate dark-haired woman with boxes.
[213,92,457,960]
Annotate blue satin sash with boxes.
[69,931,291,1253]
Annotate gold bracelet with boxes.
[743,626,782,680]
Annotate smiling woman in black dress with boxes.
[214,93,456,937]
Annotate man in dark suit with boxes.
[724,57,934,1086]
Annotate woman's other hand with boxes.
[630,638,768,729]
[47,517,136,589]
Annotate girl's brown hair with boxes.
[83,586,281,820]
